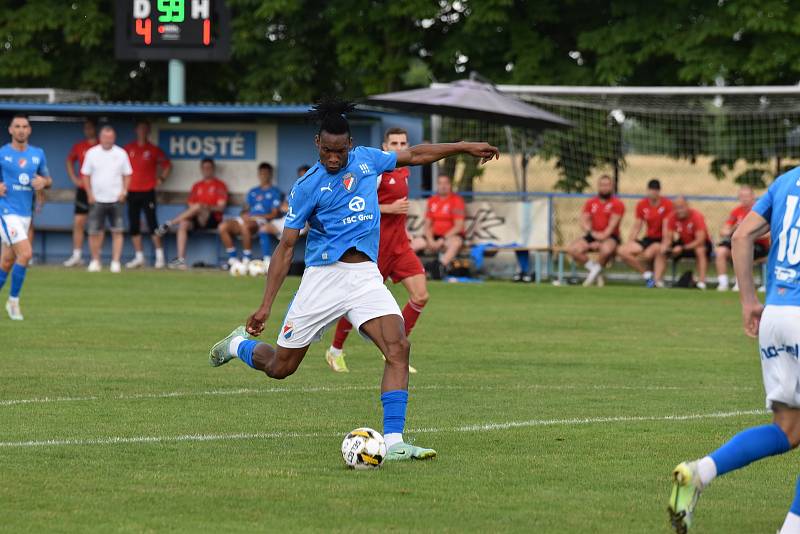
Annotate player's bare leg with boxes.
[440,235,463,268]
[695,245,708,289]
[64,213,87,266]
[88,229,104,270]
[174,220,193,267]
[360,314,435,460]
[219,219,242,265]
[618,241,646,274]
[715,245,731,290]
[110,230,123,273]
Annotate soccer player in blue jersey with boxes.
[209,100,499,460]
[668,168,800,533]
[0,114,52,320]
[218,162,284,266]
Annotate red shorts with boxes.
[378,245,425,284]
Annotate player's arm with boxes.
[719,220,735,238]
[580,211,592,233]
[158,153,172,184]
[685,229,707,250]
[660,219,672,253]
[627,218,643,242]
[596,213,622,240]
[395,142,499,167]
[444,217,464,238]
[732,211,770,337]
[82,174,94,204]
[65,150,81,187]
[381,198,409,215]
[120,174,131,201]
[246,228,300,336]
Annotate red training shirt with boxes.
[727,204,770,248]
[124,141,171,193]
[635,197,673,240]
[426,192,466,237]
[67,139,98,190]
[188,177,228,221]
[378,167,411,254]
[666,209,707,244]
[583,196,625,237]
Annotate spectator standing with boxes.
[411,173,465,276]
[124,121,171,269]
[656,196,710,289]
[157,158,228,270]
[618,178,673,287]
[63,119,98,267]
[566,175,625,287]
[715,185,769,291]
[81,126,132,273]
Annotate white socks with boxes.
[228,335,245,357]
[328,346,343,356]
[134,251,144,261]
[780,512,800,534]
[718,274,729,288]
[71,249,81,259]
[8,296,19,304]
[697,456,717,488]
[586,260,600,270]
[155,248,164,261]
[384,433,403,449]
[643,270,654,280]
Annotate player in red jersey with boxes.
[324,128,427,373]
[618,178,674,287]
[714,185,769,291]
[411,173,466,277]
[124,121,171,269]
[656,196,711,289]
[63,119,98,267]
[566,175,625,286]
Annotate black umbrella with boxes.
[366,78,571,130]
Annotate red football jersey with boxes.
[378,167,410,254]
[635,197,673,240]
[667,209,707,244]
[188,177,228,220]
[727,204,770,247]
[582,196,625,236]
[124,141,171,193]
[426,193,466,237]
[67,139,98,189]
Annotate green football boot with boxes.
[668,461,703,533]
[209,326,248,367]
[325,348,350,373]
[385,442,437,461]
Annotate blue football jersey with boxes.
[753,166,800,306]
[246,185,283,217]
[285,146,397,266]
[0,143,49,217]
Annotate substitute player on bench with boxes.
[668,167,800,534]
[209,100,499,460]
[324,127,427,373]
[715,185,769,291]
[0,114,52,320]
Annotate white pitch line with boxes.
[0,383,757,408]
[0,409,766,448]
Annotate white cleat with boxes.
[110,261,122,274]
[87,260,102,273]
[583,264,603,287]
[154,257,166,269]
[125,257,145,269]
[63,254,83,267]
[696,281,707,290]
[716,283,729,292]
[6,299,23,320]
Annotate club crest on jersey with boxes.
[282,321,294,339]
[343,173,356,192]
[18,158,26,168]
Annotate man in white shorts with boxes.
[668,166,800,533]
[208,99,499,461]
[0,114,52,320]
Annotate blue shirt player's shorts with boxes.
[276,261,402,349]
[0,214,31,246]
[759,305,800,409]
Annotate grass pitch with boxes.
[0,268,792,533]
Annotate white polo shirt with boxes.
[81,144,133,203]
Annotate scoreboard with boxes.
[115,0,231,61]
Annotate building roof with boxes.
[0,100,320,118]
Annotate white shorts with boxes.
[0,214,31,246]
[268,216,286,238]
[277,261,402,349]
[235,216,268,227]
[759,305,800,409]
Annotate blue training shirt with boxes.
[0,143,49,218]
[246,185,283,217]
[285,146,397,266]
[752,166,800,306]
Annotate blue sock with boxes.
[258,232,274,258]
[226,248,237,260]
[0,268,8,291]
[710,423,791,476]
[381,390,409,435]
[9,263,27,298]
[236,339,259,369]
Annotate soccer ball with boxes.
[229,261,248,277]
[247,259,266,277]
[341,427,387,470]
